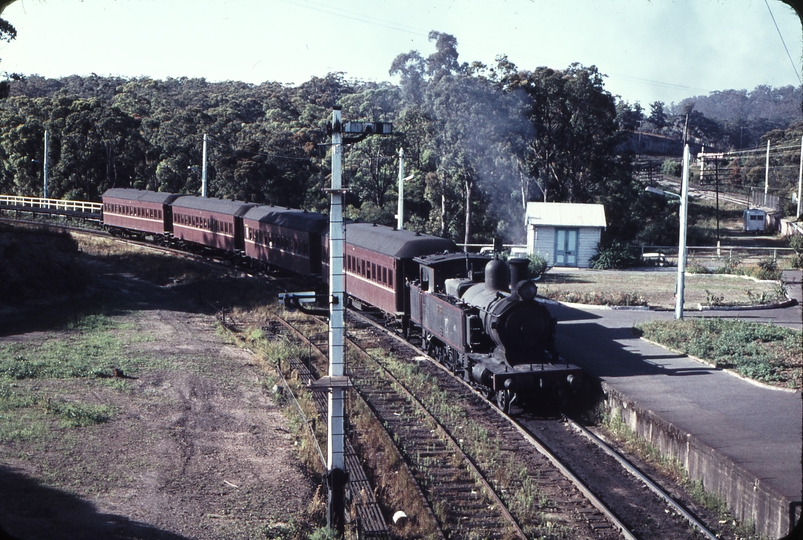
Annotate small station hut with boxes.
[525,202,607,268]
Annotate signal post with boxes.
[285,109,392,535]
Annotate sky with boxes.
[0,0,800,107]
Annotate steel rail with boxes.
[353,311,636,540]
[566,418,720,540]
[346,320,527,540]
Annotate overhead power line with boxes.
[764,0,802,85]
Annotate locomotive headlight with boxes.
[516,280,538,301]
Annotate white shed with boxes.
[525,202,607,268]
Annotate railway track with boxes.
[271,308,622,538]
[259,316,393,539]
[275,306,729,539]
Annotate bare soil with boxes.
[0,238,315,540]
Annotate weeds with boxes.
[361,348,562,533]
[44,399,115,427]
[635,318,801,388]
[543,290,648,307]
[600,408,764,540]
[704,289,724,306]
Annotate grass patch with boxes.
[0,313,155,442]
[44,399,115,427]
[538,270,786,309]
[634,318,802,388]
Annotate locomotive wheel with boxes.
[496,389,513,414]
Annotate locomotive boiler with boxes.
[408,252,582,412]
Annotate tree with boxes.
[615,100,643,131]
[648,101,668,129]
[502,63,626,204]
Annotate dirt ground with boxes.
[0,246,315,540]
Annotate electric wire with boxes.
[764,0,803,86]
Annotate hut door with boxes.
[555,229,578,266]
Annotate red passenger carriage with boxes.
[344,223,455,316]
[171,196,255,253]
[243,206,328,277]
[102,189,178,237]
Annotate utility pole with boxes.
[201,133,208,198]
[397,147,404,230]
[715,156,720,254]
[798,136,802,218]
[764,139,770,207]
[43,130,49,201]
[675,144,690,320]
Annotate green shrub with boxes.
[751,258,782,281]
[661,159,682,177]
[789,235,803,269]
[590,242,640,269]
[713,254,741,274]
[527,252,548,277]
[636,318,801,387]
[686,261,710,274]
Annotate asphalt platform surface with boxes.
[549,269,802,510]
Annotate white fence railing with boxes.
[638,245,796,267]
[0,195,102,214]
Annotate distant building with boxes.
[525,202,607,268]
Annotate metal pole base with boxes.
[327,467,349,535]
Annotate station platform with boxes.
[551,299,802,538]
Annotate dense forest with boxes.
[0,31,800,247]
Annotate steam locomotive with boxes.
[409,252,581,412]
[101,188,582,412]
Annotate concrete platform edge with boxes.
[600,382,797,538]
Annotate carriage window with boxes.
[389,269,393,284]
[383,267,387,285]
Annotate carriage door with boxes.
[555,229,578,266]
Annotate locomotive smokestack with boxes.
[508,258,529,292]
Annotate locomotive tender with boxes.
[101,188,581,412]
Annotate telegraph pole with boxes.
[397,147,405,230]
[764,139,770,207]
[43,130,49,200]
[798,136,802,218]
[201,133,208,198]
[675,144,690,320]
